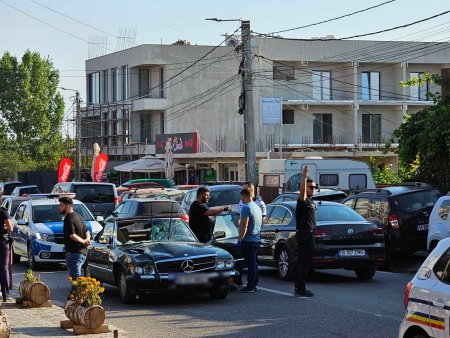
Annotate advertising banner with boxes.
[260,97,282,124]
[93,153,108,182]
[57,158,72,183]
[155,132,199,154]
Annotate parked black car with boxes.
[0,181,23,195]
[341,183,441,255]
[85,217,237,303]
[272,188,347,203]
[181,185,242,214]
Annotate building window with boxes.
[102,70,108,103]
[312,71,331,100]
[112,68,119,102]
[362,114,381,143]
[111,111,117,146]
[88,72,100,105]
[273,62,294,81]
[139,69,149,97]
[361,72,380,101]
[122,65,129,100]
[409,72,429,101]
[123,110,129,144]
[160,112,164,135]
[102,112,109,144]
[159,67,164,98]
[140,113,152,143]
[313,114,332,143]
[282,109,294,124]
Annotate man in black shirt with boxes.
[294,165,317,297]
[0,187,13,301]
[189,186,230,243]
[59,197,90,280]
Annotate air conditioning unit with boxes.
[301,61,308,66]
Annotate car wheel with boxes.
[412,334,429,338]
[354,267,376,280]
[118,270,137,304]
[27,243,38,269]
[277,245,294,281]
[209,285,229,300]
[12,246,21,264]
[84,264,92,278]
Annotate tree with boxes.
[0,50,65,174]
[394,72,450,193]
[172,39,191,45]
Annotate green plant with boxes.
[24,269,40,283]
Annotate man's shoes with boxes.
[294,289,314,298]
[238,286,256,293]
[254,286,258,291]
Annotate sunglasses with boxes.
[307,186,317,189]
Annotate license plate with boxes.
[338,249,366,257]
[417,224,428,231]
[176,273,210,285]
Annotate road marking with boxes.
[257,286,295,297]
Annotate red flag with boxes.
[58,158,72,183]
[93,153,108,182]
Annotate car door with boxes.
[259,205,292,263]
[88,221,115,281]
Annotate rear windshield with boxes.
[137,201,183,215]
[73,185,115,203]
[317,204,366,222]
[20,187,41,195]
[394,190,441,213]
[208,189,241,207]
[33,204,94,223]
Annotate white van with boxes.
[258,158,376,193]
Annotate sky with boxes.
[1,0,449,126]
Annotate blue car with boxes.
[10,196,103,269]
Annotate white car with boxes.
[399,237,450,338]
[427,195,450,251]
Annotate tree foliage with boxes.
[0,50,65,178]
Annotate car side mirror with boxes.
[17,219,28,226]
[96,216,104,222]
[111,211,118,217]
[98,235,110,244]
[214,231,226,240]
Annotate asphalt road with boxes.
[10,256,424,338]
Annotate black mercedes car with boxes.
[85,216,237,303]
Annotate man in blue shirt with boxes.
[238,182,266,223]
[237,187,262,293]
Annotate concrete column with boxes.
[353,62,359,145]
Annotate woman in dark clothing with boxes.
[0,187,13,302]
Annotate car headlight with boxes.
[35,232,55,242]
[225,258,235,269]
[216,258,226,270]
[135,264,155,275]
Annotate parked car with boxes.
[342,183,441,255]
[272,188,347,203]
[0,181,23,195]
[181,185,242,214]
[11,185,41,196]
[85,217,237,303]
[51,182,118,218]
[399,237,450,338]
[119,188,184,203]
[174,185,200,191]
[121,178,175,188]
[105,198,189,223]
[427,195,450,251]
[1,196,29,217]
[10,195,103,268]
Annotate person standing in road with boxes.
[238,182,266,223]
[59,197,90,280]
[237,187,262,293]
[189,186,230,243]
[294,165,317,298]
[0,187,13,302]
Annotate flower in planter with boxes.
[69,277,104,307]
[24,269,40,283]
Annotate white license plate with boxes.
[338,249,366,257]
[417,224,428,231]
[176,273,210,285]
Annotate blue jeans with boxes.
[241,241,259,288]
[66,252,86,280]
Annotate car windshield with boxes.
[137,201,182,215]
[208,189,241,207]
[317,204,366,222]
[394,190,441,213]
[73,185,114,203]
[117,218,196,244]
[214,213,239,238]
[33,204,94,223]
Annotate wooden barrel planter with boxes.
[0,312,11,338]
[18,280,50,305]
[64,300,105,329]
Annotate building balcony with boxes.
[132,97,168,111]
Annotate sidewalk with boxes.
[1,288,128,338]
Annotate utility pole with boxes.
[75,91,82,181]
[241,20,257,184]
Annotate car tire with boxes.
[412,334,429,338]
[27,243,38,270]
[84,264,93,278]
[209,285,229,300]
[354,267,376,280]
[118,270,138,304]
[12,246,21,264]
[277,245,294,281]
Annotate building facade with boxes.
[82,38,450,183]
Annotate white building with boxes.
[82,37,449,183]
